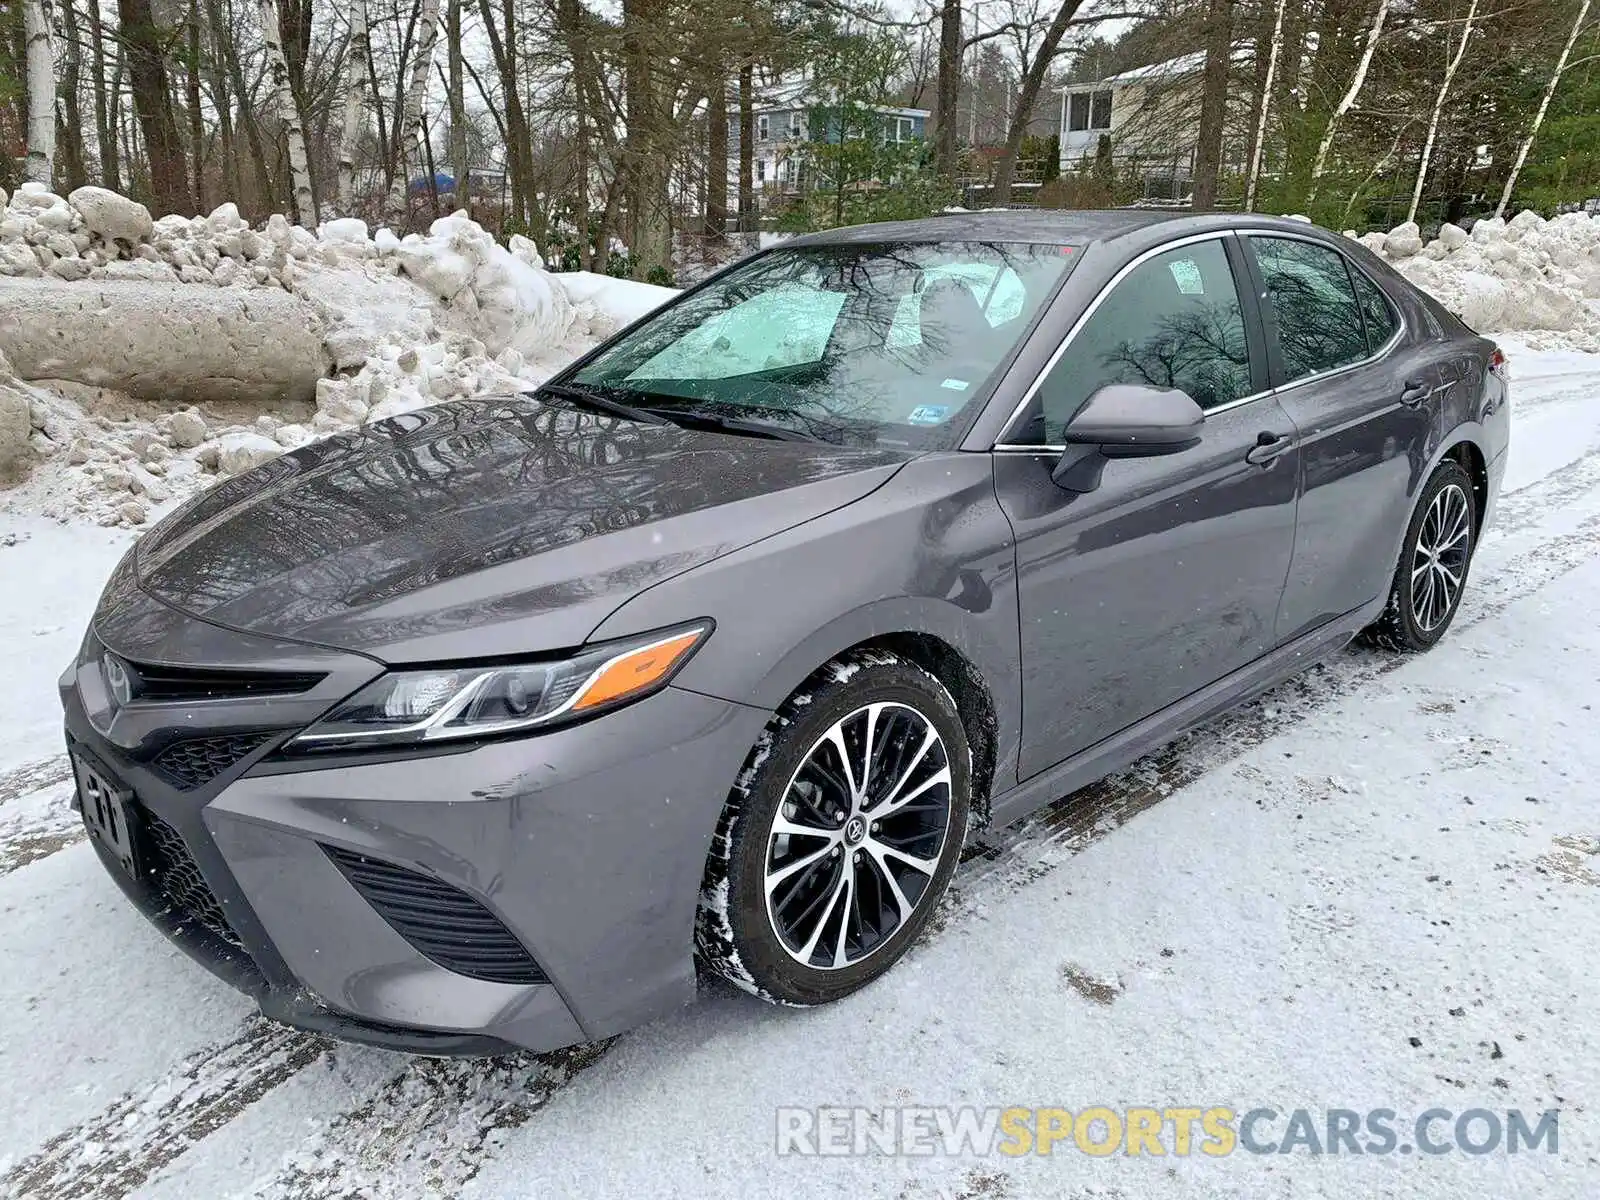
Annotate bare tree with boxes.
[394,0,443,207]
[446,0,469,206]
[1243,0,1286,210]
[119,0,192,212]
[1191,0,1234,210]
[260,0,319,224]
[992,0,1089,205]
[1495,0,1593,215]
[1307,0,1391,204]
[935,0,961,180]
[87,0,121,192]
[1408,0,1479,225]
[337,0,371,211]
[57,0,90,190]
[23,0,55,184]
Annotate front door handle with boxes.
[1245,431,1293,466]
[1400,378,1433,405]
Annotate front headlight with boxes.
[286,622,711,752]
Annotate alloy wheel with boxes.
[1410,482,1471,633]
[763,702,953,970]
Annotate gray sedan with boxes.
[61,210,1508,1054]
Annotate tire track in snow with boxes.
[0,754,71,804]
[0,756,78,878]
[253,1041,613,1200]
[0,1018,326,1200]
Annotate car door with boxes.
[1240,233,1443,644]
[991,233,1301,781]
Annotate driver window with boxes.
[1018,239,1252,444]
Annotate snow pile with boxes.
[0,184,674,528]
[1356,211,1600,347]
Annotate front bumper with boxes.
[63,586,771,1056]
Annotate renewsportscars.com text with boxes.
[775,1105,1559,1158]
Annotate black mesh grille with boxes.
[150,733,273,790]
[141,808,244,949]
[323,846,547,985]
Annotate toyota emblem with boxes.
[102,653,133,706]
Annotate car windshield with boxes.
[565,240,1077,449]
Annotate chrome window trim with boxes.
[1242,229,1408,394]
[992,227,1408,452]
[992,230,1240,447]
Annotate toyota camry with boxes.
[62,210,1508,1054]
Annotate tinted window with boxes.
[571,241,1075,449]
[1350,266,1400,351]
[1016,239,1252,444]
[1252,236,1368,382]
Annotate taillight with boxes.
[1489,347,1508,380]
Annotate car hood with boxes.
[134,395,906,661]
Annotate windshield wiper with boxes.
[539,382,669,426]
[643,407,816,443]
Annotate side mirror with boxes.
[1052,384,1205,492]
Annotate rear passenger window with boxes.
[1251,237,1369,383]
[1017,239,1252,443]
[1350,267,1400,351]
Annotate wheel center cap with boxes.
[843,816,867,846]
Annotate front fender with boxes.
[586,453,1026,793]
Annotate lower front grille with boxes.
[324,846,547,985]
[141,807,244,949]
[150,733,273,790]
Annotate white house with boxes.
[1057,45,1256,200]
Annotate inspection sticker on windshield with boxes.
[940,378,970,391]
[908,405,952,425]
[1168,259,1205,295]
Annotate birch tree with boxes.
[1243,0,1287,210]
[1407,0,1479,225]
[1307,0,1391,204]
[23,0,55,184]
[393,0,443,208]
[259,0,318,225]
[1494,0,1594,216]
[337,0,371,211]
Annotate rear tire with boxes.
[695,650,970,1006]
[1366,460,1476,652]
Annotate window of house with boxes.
[788,112,803,139]
[1009,239,1252,444]
[1090,90,1112,131]
[1250,237,1370,382]
[757,158,766,183]
[757,114,770,142]
[897,116,915,142]
[1067,90,1113,133]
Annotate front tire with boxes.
[696,651,971,1006]
[1368,459,1476,652]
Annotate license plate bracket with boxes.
[72,753,143,879]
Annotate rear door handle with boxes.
[1245,431,1294,466]
[1400,378,1433,405]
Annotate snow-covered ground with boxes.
[1,348,1598,1199]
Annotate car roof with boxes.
[781,209,1337,249]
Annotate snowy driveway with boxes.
[2,349,1599,1200]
